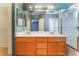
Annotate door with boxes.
[31,19,39,31]
[49,18,58,32]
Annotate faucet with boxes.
[27,31,31,34]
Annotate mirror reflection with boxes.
[15,3,59,33]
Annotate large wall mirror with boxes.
[15,3,59,33]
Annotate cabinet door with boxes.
[56,43,66,56]
[48,43,66,56]
[48,43,57,56]
[16,43,36,56]
[37,49,47,56]
[24,43,36,56]
[16,43,25,56]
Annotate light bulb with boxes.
[47,6,50,9]
[35,5,39,9]
[47,6,54,10]
[50,6,54,9]
[29,6,32,9]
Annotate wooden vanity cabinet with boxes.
[16,37,66,56]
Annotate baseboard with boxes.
[8,54,12,56]
[0,47,8,56]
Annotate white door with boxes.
[49,18,58,32]
[49,18,54,32]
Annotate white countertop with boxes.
[15,31,66,37]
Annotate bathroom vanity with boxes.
[16,32,67,56]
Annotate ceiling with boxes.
[23,3,74,11]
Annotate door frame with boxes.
[12,3,16,56]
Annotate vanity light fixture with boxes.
[29,5,32,9]
[29,5,54,11]
[50,6,54,9]
[47,5,54,10]
[35,5,39,9]
[38,5,41,9]
[47,5,54,11]
[35,5,42,10]
[47,6,50,9]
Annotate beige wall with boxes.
[0,4,8,48]
[0,3,12,55]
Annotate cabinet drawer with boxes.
[22,43,36,51]
[56,37,66,43]
[16,37,23,43]
[37,49,47,56]
[36,37,47,43]
[48,38,57,43]
[48,37,66,43]
[16,37,36,43]
[37,43,47,48]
